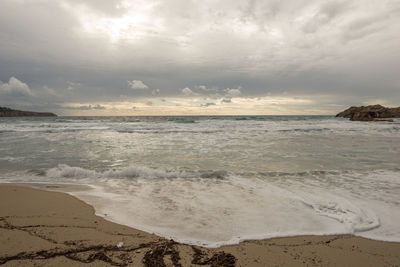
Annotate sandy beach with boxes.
[0,185,398,267]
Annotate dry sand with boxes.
[0,185,399,267]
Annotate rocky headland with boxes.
[0,107,57,117]
[336,104,400,121]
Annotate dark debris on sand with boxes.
[192,247,236,267]
[143,241,182,267]
[0,216,237,267]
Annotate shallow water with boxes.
[0,116,399,247]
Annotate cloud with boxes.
[128,80,149,89]
[196,85,217,92]
[182,87,194,95]
[200,102,216,107]
[90,104,106,110]
[64,104,106,110]
[221,98,232,103]
[301,1,349,33]
[67,81,81,91]
[225,87,242,97]
[42,85,57,96]
[0,77,32,96]
[0,0,399,114]
[152,88,160,96]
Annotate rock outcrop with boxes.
[0,107,57,117]
[336,104,400,121]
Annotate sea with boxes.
[0,115,399,247]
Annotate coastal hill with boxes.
[336,104,400,121]
[0,107,57,117]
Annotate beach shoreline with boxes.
[1,184,399,266]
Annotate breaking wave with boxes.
[43,164,229,180]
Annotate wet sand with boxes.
[0,185,399,266]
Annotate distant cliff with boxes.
[0,107,57,117]
[336,104,400,121]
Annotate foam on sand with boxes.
[16,164,399,248]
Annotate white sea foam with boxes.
[44,164,231,181]
[0,156,25,163]
[13,164,397,248]
[45,164,185,180]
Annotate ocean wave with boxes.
[42,164,229,180]
[167,118,197,123]
[44,164,179,179]
[35,164,400,184]
[115,129,222,134]
[278,128,332,133]
[0,156,25,163]
[0,127,109,133]
[1,117,400,138]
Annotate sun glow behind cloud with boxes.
[68,0,288,46]
[67,1,162,42]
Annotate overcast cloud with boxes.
[0,0,399,115]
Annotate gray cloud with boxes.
[182,87,194,95]
[221,98,232,103]
[225,88,242,97]
[0,0,399,114]
[152,88,160,96]
[128,80,149,89]
[75,104,106,110]
[54,104,107,110]
[0,77,32,96]
[201,102,216,107]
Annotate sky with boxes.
[0,0,399,115]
